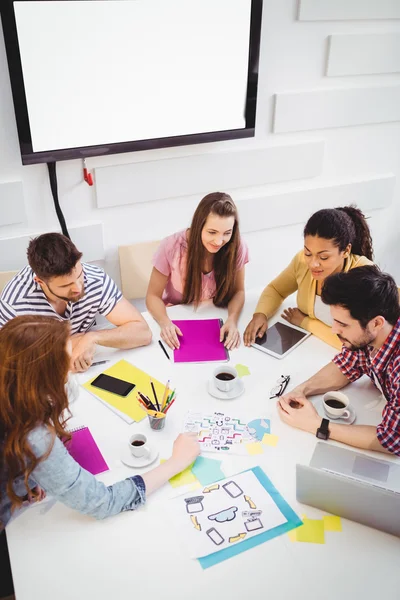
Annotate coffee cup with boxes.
[323,391,351,420]
[129,433,151,458]
[213,366,238,393]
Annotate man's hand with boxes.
[277,395,320,434]
[70,332,97,372]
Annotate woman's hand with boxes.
[243,313,268,346]
[220,318,240,350]
[281,307,306,328]
[160,319,183,350]
[170,433,200,472]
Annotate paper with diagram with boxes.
[170,470,287,558]
[182,411,271,453]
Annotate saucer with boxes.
[314,399,356,425]
[120,446,159,468]
[207,378,245,400]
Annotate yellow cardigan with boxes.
[255,250,373,349]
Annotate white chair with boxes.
[0,270,19,295]
[118,241,160,300]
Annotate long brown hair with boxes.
[182,192,240,307]
[0,316,71,514]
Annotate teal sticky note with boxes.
[191,456,225,486]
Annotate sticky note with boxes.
[191,456,225,486]
[295,519,325,544]
[161,460,198,488]
[323,515,342,532]
[287,529,297,542]
[262,433,279,447]
[235,364,251,378]
[245,442,264,456]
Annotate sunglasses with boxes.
[270,375,291,399]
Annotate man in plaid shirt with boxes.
[278,266,400,456]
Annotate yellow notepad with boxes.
[83,359,168,422]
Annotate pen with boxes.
[158,340,170,360]
[138,391,157,412]
[150,379,160,411]
[91,360,110,367]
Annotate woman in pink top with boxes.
[146,192,249,350]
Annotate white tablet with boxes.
[251,320,311,359]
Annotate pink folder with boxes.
[172,318,229,363]
[65,426,109,475]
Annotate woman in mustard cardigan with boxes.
[244,206,374,349]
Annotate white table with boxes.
[6,293,400,600]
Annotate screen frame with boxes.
[1,0,263,165]
[251,320,311,360]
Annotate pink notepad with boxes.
[65,426,109,475]
[172,318,229,363]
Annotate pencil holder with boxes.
[148,413,166,431]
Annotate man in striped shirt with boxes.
[0,233,152,371]
[277,266,400,456]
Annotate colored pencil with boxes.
[160,380,170,411]
[165,388,175,408]
[150,380,160,411]
[164,397,176,414]
[137,397,150,412]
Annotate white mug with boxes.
[323,391,350,420]
[213,366,238,393]
[129,433,151,458]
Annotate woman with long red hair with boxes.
[146,192,249,350]
[0,316,199,530]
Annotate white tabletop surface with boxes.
[6,292,400,600]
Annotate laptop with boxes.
[296,443,400,537]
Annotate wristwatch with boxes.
[316,418,330,440]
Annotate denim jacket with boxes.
[1,426,146,528]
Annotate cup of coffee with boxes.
[213,366,238,393]
[323,391,351,420]
[129,433,151,458]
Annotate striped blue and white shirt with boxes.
[0,263,122,334]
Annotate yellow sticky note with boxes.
[161,459,197,488]
[295,519,325,544]
[262,433,279,447]
[323,515,342,532]
[245,442,264,456]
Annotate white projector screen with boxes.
[12,0,253,155]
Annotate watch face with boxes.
[316,429,327,440]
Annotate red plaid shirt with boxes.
[333,317,400,455]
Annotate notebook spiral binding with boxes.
[67,425,87,434]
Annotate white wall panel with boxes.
[299,0,400,21]
[274,86,400,132]
[0,181,26,226]
[238,174,395,233]
[327,33,400,76]
[0,223,104,271]
[94,141,324,208]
